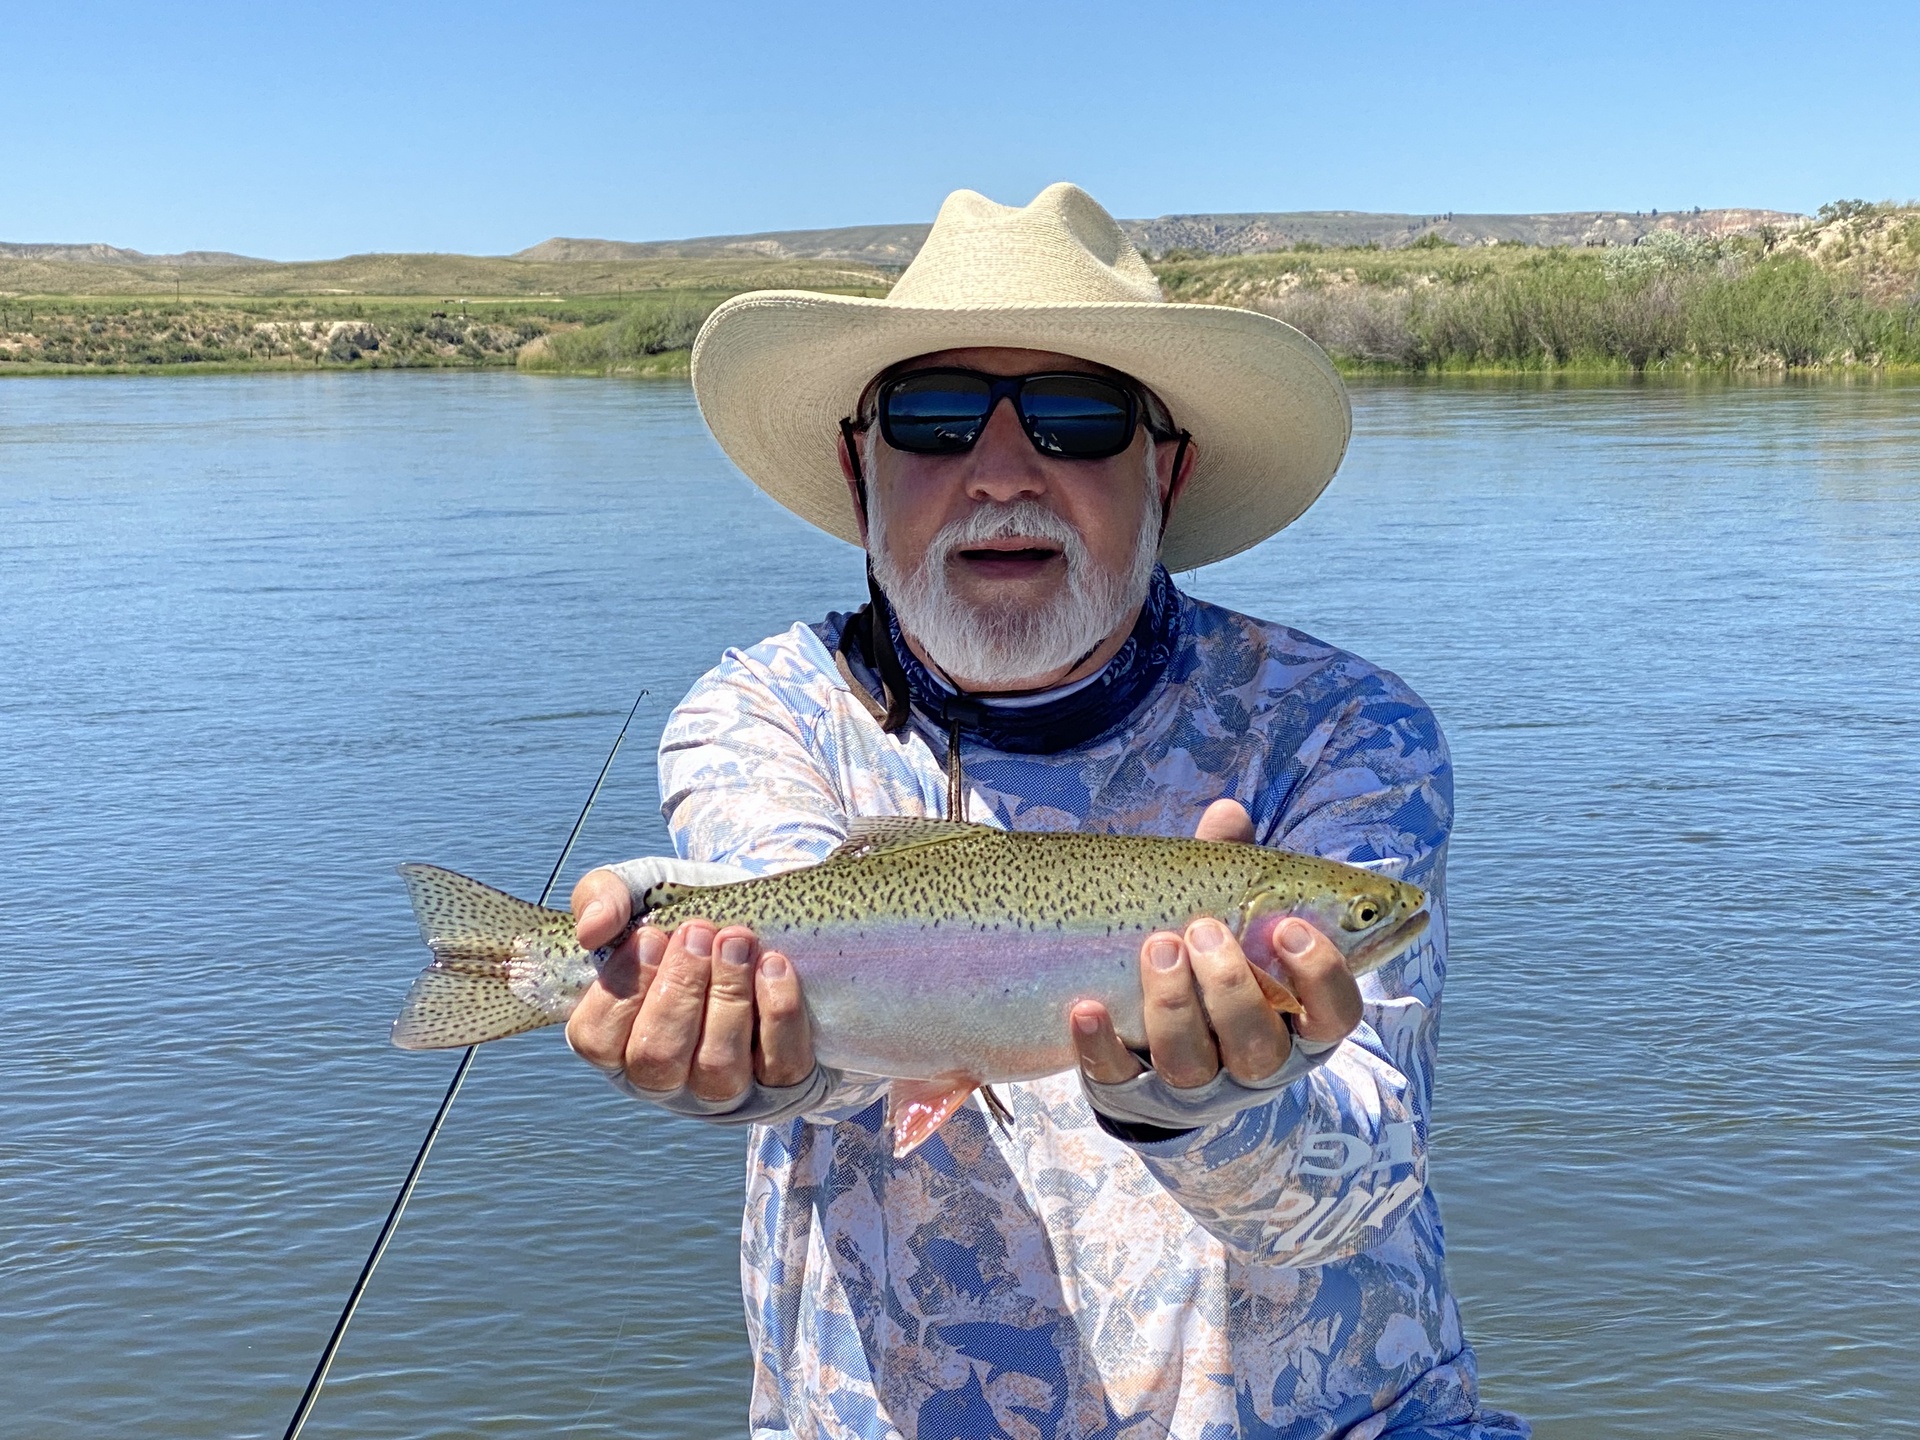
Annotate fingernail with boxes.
[760,953,790,981]
[682,925,713,958]
[1188,919,1227,953]
[720,936,752,968]
[1072,1011,1101,1036]
[580,900,607,929]
[1277,918,1314,958]
[1148,937,1182,971]
[636,928,667,967]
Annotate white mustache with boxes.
[868,440,1161,687]
[927,501,1085,564]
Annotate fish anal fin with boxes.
[1250,963,1306,1017]
[887,1076,981,1158]
[828,816,989,866]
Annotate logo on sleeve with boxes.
[1297,1121,1418,1178]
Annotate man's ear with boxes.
[838,423,872,547]
[1161,433,1196,516]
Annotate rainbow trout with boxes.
[392,818,1428,1153]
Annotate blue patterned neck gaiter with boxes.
[885,565,1182,755]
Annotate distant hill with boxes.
[518,224,932,267]
[0,207,1815,300]
[0,242,266,266]
[3,209,1812,296]
[519,208,1809,267]
[0,249,889,298]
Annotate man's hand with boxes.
[1070,800,1364,1089]
[564,868,814,1100]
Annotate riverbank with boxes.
[1157,202,1920,372]
[4,203,1913,376]
[0,251,885,377]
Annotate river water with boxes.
[3,372,1916,1439]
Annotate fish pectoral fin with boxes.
[886,1077,982,1158]
[827,816,990,865]
[1250,963,1306,1017]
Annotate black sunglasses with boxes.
[865,367,1179,462]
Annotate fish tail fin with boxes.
[390,864,572,1051]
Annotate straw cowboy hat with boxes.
[690,182,1351,570]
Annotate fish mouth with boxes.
[1345,906,1431,976]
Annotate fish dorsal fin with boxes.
[826,816,991,864]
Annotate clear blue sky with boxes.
[4,0,1916,259]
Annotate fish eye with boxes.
[1342,897,1385,931]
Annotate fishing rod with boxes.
[280,688,648,1440]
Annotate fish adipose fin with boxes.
[829,816,989,865]
[391,864,571,1051]
[887,1076,983,1158]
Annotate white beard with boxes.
[869,445,1161,689]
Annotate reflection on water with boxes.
[3,372,1917,1438]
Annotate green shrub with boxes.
[520,293,720,373]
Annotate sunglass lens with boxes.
[1018,376,1135,458]
[882,373,992,453]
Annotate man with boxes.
[566,185,1527,1440]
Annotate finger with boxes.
[565,926,667,1070]
[754,950,815,1089]
[1071,1001,1145,1086]
[1272,918,1365,1045]
[591,922,659,1002]
[1184,917,1292,1084]
[1193,799,1255,844]
[622,920,716,1092]
[571,868,633,950]
[688,926,759,1102]
[1139,932,1220,1089]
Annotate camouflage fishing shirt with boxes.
[648,584,1527,1440]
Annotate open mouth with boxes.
[1344,907,1431,976]
[952,541,1065,574]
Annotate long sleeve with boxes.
[1116,666,1453,1266]
[653,626,930,1126]
[658,639,858,878]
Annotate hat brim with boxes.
[690,293,1351,571]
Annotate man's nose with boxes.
[959,395,1048,503]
